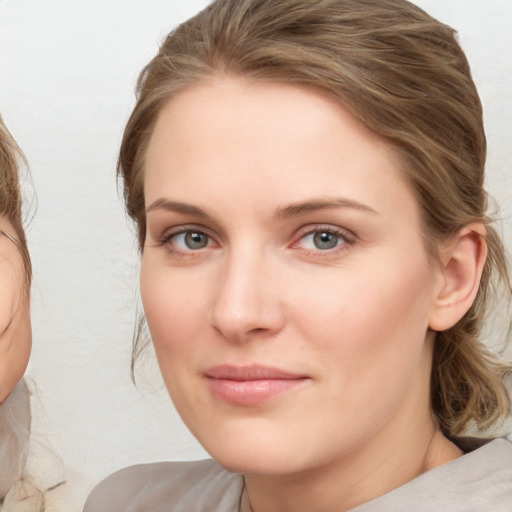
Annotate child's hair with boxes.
[118,0,511,435]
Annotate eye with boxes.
[309,231,342,250]
[180,231,210,250]
[160,229,213,252]
[294,227,352,252]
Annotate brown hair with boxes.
[119,0,511,435]
[0,116,31,288]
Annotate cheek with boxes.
[293,250,435,389]
[140,258,216,418]
[140,259,208,357]
[0,258,31,401]
[0,261,18,333]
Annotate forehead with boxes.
[144,76,420,225]
[148,76,389,158]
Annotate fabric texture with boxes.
[0,380,66,512]
[83,438,512,512]
[84,459,245,512]
[0,380,32,499]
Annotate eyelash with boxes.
[156,226,214,255]
[291,225,355,255]
[155,224,356,256]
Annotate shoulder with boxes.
[425,438,512,509]
[83,459,244,512]
[433,438,512,510]
[356,438,512,512]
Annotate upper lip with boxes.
[204,364,308,381]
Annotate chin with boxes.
[190,418,321,476]
[209,446,304,476]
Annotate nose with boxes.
[209,249,286,342]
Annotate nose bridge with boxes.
[210,242,283,340]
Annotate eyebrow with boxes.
[145,197,378,220]
[146,199,208,217]
[273,198,378,221]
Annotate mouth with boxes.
[204,364,310,406]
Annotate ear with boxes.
[429,223,487,332]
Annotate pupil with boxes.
[313,231,338,250]
[185,232,207,249]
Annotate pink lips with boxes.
[204,364,309,405]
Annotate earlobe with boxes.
[429,224,487,332]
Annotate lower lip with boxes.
[206,377,308,405]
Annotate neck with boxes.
[245,421,462,512]
[244,362,464,512]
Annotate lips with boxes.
[204,364,309,405]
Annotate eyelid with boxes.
[150,222,356,256]
[153,224,219,252]
[290,224,356,251]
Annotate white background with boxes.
[1,1,511,510]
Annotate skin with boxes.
[140,76,483,512]
[0,217,31,403]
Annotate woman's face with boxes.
[141,77,444,475]
[0,218,31,402]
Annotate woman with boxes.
[85,0,512,510]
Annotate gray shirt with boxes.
[83,438,512,511]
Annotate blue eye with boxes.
[299,230,346,250]
[168,231,210,250]
[313,231,340,250]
